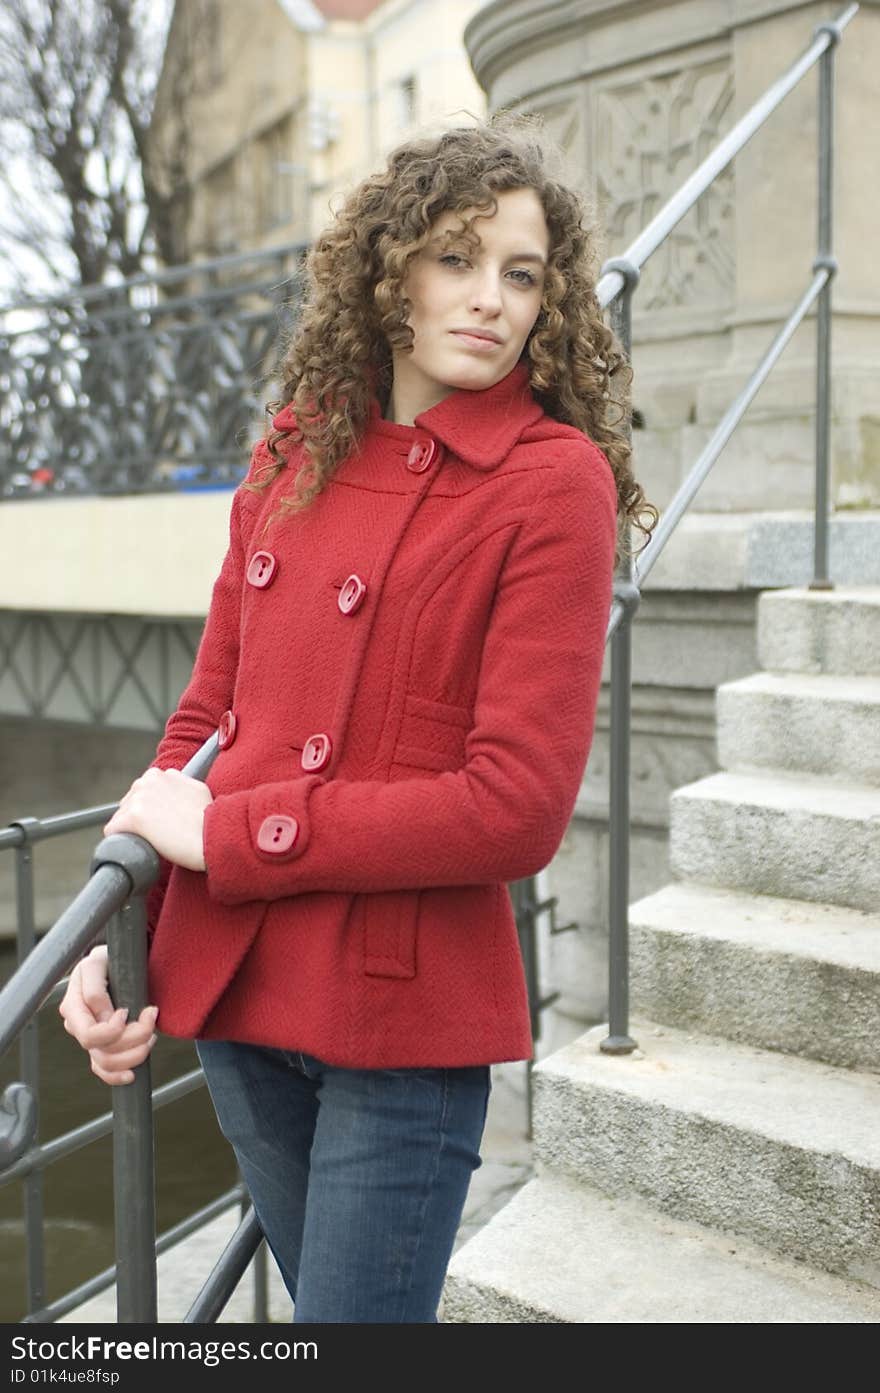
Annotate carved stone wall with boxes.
[594,59,735,313]
[465,0,880,1045]
[466,0,880,511]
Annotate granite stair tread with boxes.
[442,1171,880,1323]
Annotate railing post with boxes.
[237,1182,268,1322]
[252,1239,269,1324]
[811,19,841,591]
[106,896,157,1324]
[12,819,45,1315]
[512,878,539,1139]
[598,259,640,1056]
[92,834,161,1324]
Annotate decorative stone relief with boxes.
[594,58,735,311]
[529,91,584,166]
[523,89,588,182]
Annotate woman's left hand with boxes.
[103,768,213,871]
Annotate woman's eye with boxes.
[508,268,538,287]
[439,253,467,268]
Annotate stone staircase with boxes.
[442,586,880,1322]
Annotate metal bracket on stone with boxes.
[533,894,579,937]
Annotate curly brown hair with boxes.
[249,113,658,562]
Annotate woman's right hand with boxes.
[58,945,159,1086]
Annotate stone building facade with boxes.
[463,0,880,1043]
[148,0,487,260]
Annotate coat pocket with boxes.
[363,888,420,979]
[392,693,470,774]
[363,695,470,978]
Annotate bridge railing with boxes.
[0,243,307,501]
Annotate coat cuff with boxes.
[202,775,325,904]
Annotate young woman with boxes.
[59,117,657,1323]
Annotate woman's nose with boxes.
[468,269,503,316]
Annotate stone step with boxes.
[639,515,880,593]
[716,672,880,784]
[669,769,880,913]
[442,1171,880,1323]
[532,1021,880,1288]
[758,586,880,676]
[629,882,880,1071]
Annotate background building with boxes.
[149,0,488,262]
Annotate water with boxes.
[0,944,237,1323]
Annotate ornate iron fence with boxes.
[0,244,306,500]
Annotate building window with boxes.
[396,75,417,129]
[204,155,237,255]
[197,0,223,85]
[258,117,297,232]
[168,194,191,266]
[307,98,339,152]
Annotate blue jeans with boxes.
[196,1039,491,1323]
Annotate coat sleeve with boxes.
[201,444,619,904]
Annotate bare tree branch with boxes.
[0,206,74,288]
[0,0,176,295]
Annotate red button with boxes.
[301,732,332,771]
[406,437,436,473]
[338,574,367,615]
[256,815,299,855]
[247,551,277,588]
[217,710,237,749]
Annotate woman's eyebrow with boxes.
[429,235,547,268]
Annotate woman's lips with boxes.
[450,331,502,351]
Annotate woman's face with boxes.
[390,186,549,418]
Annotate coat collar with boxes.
[272,362,545,473]
[367,361,545,472]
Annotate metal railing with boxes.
[0,757,558,1321]
[0,736,270,1323]
[597,2,854,1052]
[0,243,306,500]
[0,0,858,1321]
[1,800,115,1318]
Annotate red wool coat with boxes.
[146,361,618,1068]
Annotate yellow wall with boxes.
[150,0,488,257]
[307,0,487,232]
[0,494,233,617]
